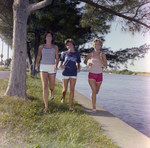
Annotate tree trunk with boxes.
[33,32,41,76]
[27,32,40,76]
[4,0,53,99]
[5,2,29,99]
[27,42,33,76]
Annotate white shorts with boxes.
[40,64,56,74]
[62,75,77,79]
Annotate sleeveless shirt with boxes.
[40,44,56,65]
[89,52,103,73]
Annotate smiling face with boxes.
[93,41,101,50]
[66,42,74,50]
[46,33,52,43]
[92,38,103,51]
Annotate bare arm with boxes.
[77,63,80,73]
[54,45,59,71]
[35,45,42,71]
[84,53,92,66]
[59,61,65,69]
[98,53,107,67]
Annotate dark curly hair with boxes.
[43,31,55,44]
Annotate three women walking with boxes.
[36,33,107,113]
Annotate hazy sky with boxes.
[103,22,150,72]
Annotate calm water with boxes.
[56,71,150,138]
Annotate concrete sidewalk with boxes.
[0,71,10,79]
[56,78,150,148]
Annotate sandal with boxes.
[50,95,54,100]
[69,108,74,111]
[61,97,64,103]
[43,108,48,113]
[92,109,97,113]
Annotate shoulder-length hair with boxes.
[92,38,103,47]
[64,38,75,46]
[43,31,55,44]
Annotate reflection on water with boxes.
[56,71,150,138]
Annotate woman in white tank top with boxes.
[84,38,107,113]
[35,31,59,112]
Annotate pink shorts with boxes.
[88,72,103,83]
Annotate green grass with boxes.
[0,73,120,148]
[0,66,10,71]
[103,69,150,76]
[0,66,29,72]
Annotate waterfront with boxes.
[56,71,150,138]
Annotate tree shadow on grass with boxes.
[83,106,116,118]
[28,96,86,115]
[28,95,39,101]
[47,101,86,114]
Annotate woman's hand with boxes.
[53,65,57,72]
[35,65,39,71]
[77,68,80,73]
[87,62,93,66]
[59,65,66,69]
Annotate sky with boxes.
[103,22,150,72]
[79,20,150,72]
[78,2,150,72]
[0,39,11,61]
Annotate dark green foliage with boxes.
[82,0,150,33]
[81,3,113,35]
[28,0,94,52]
[0,0,13,46]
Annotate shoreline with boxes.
[80,69,150,76]
[56,78,150,148]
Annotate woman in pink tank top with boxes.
[84,38,107,113]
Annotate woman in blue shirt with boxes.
[59,39,81,110]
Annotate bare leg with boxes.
[69,78,77,109]
[62,79,69,102]
[88,79,97,110]
[48,73,56,99]
[40,72,49,109]
[96,82,102,94]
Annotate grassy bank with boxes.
[0,67,10,71]
[0,74,120,148]
[1,66,150,76]
[103,69,150,76]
